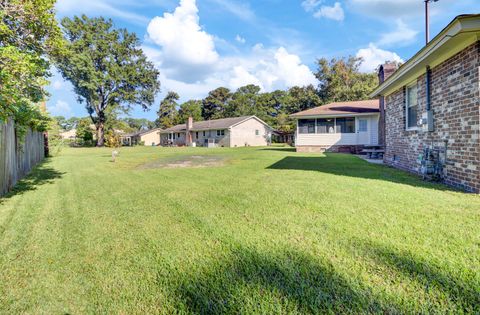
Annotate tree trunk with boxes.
[96,123,105,147]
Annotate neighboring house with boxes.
[272,130,295,145]
[60,129,77,140]
[372,14,480,193]
[159,116,272,147]
[121,128,162,146]
[60,124,99,140]
[291,100,380,153]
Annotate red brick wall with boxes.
[384,41,480,193]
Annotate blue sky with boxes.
[47,0,479,120]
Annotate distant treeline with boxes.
[52,56,379,136]
[157,56,378,132]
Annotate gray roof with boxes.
[161,116,268,133]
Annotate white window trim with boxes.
[358,118,368,132]
[406,82,420,131]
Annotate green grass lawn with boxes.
[0,146,479,314]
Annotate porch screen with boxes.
[317,118,335,134]
[298,119,316,134]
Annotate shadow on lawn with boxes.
[169,245,407,314]
[352,238,480,313]
[267,153,458,192]
[1,159,64,201]
[260,147,297,152]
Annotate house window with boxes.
[255,130,259,136]
[406,83,418,129]
[298,119,315,134]
[358,119,368,132]
[216,130,225,136]
[317,118,335,134]
[335,117,355,133]
[203,131,206,137]
[196,132,199,138]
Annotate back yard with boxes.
[0,146,479,314]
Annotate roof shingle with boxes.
[161,116,257,133]
[290,100,379,117]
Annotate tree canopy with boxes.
[54,15,160,146]
[178,100,203,124]
[315,56,377,103]
[156,92,180,129]
[0,0,62,132]
[202,87,232,120]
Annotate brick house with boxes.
[372,14,480,193]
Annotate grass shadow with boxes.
[1,159,65,200]
[260,147,296,152]
[167,245,407,314]
[267,153,459,192]
[351,238,480,313]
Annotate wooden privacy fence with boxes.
[0,118,45,196]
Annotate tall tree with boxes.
[177,100,203,124]
[54,15,160,146]
[156,91,179,128]
[315,56,377,103]
[228,84,262,117]
[202,87,232,120]
[284,85,322,114]
[0,0,62,131]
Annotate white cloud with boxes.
[146,0,219,82]
[145,0,317,101]
[235,35,246,44]
[47,100,73,117]
[313,2,344,21]
[225,46,317,91]
[376,19,418,47]
[301,0,322,12]
[356,43,403,73]
[229,66,264,89]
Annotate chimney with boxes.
[377,63,397,148]
[186,117,193,146]
[187,116,193,130]
[378,62,397,84]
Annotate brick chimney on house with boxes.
[377,62,398,147]
[186,116,193,146]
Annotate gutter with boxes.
[371,14,480,97]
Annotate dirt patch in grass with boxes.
[138,155,227,169]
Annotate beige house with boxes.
[291,100,380,153]
[160,116,272,147]
[121,128,162,146]
[59,129,77,140]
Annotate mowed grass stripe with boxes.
[0,146,479,313]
